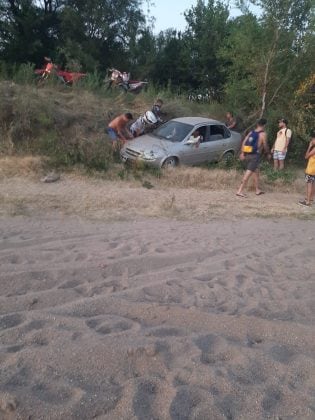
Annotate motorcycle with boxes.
[106,68,148,93]
[35,68,86,86]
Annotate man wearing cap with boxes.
[271,118,292,170]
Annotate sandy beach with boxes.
[0,212,315,419]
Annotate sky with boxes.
[143,0,257,33]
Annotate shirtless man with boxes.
[236,118,271,197]
[107,113,133,149]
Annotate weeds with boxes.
[0,77,308,187]
[260,162,297,184]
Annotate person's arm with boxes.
[117,131,127,141]
[259,132,271,157]
[227,118,236,129]
[283,129,292,152]
[305,140,315,159]
[115,123,128,141]
[123,126,134,140]
[239,133,250,159]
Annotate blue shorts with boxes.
[107,127,118,141]
[273,150,286,160]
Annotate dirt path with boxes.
[0,174,314,221]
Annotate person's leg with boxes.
[237,170,252,196]
[300,176,313,206]
[273,151,278,170]
[279,159,285,170]
[253,170,263,194]
[306,181,312,204]
[310,179,315,202]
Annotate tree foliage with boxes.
[0,0,314,135]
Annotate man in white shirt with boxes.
[271,118,292,170]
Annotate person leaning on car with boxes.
[107,113,133,149]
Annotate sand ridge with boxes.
[0,215,315,419]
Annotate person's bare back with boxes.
[108,113,133,142]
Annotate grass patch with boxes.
[260,162,298,184]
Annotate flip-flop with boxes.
[255,191,265,195]
[236,193,247,198]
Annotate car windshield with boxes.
[153,121,193,143]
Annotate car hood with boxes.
[124,134,171,154]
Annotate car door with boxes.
[197,124,230,162]
[179,125,210,165]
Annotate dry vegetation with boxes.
[0,155,313,221]
[0,81,314,221]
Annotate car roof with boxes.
[171,117,223,125]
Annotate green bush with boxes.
[260,161,297,184]
[12,63,36,85]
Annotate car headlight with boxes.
[141,151,157,160]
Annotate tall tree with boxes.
[227,0,315,118]
[183,0,230,91]
[0,0,59,64]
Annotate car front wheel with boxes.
[162,157,178,168]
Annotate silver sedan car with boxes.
[120,117,242,168]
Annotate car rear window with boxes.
[153,121,193,143]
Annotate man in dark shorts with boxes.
[236,118,271,197]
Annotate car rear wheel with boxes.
[162,157,178,168]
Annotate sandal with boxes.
[299,200,310,207]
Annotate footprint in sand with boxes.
[0,314,24,330]
[86,315,136,336]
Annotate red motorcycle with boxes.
[35,68,86,86]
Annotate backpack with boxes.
[284,128,293,146]
[242,130,262,154]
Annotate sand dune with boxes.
[0,215,315,419]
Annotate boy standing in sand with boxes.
[299,132,315,207]
[236,118,271,198]
[107,113,133,149]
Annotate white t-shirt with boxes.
[186,135,201,144]
[130,117,145,136]
[274,128,292,151]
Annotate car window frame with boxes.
[209,124,231,140]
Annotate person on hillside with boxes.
[107,68,123,90]
[271,118,292,170]
[152,99,164,122]
[130,111,158,138]
[299,131,315,207]
[225,111,237,131]
[122,72,130,91]
[40,57,55,81]
[236,118,271,197]
[107,113,133,149]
